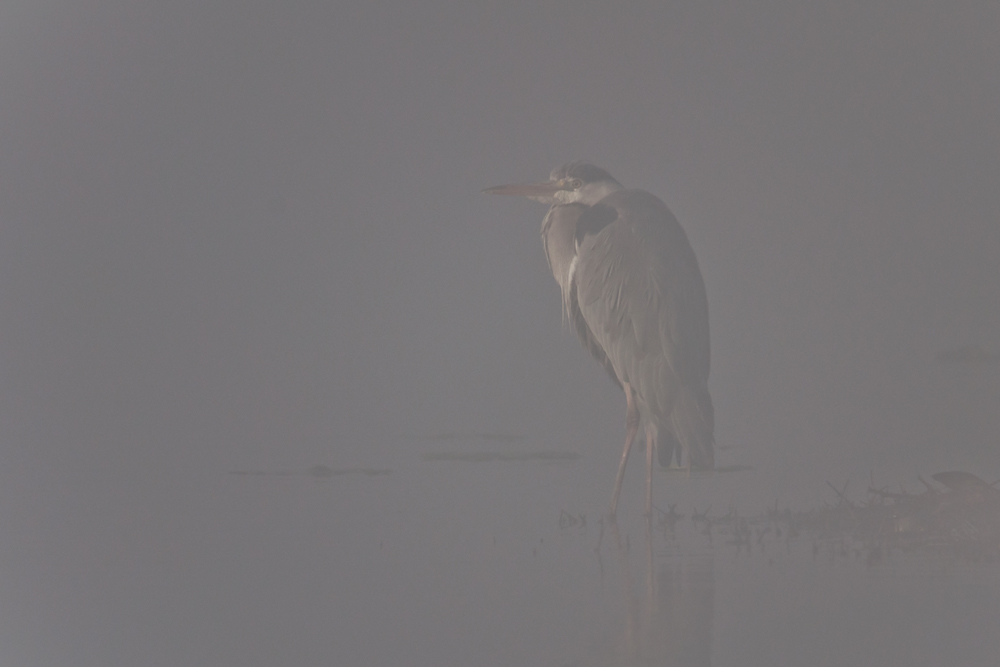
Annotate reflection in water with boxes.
[604,517,714,666]
[656,547,713,666]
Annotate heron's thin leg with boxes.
[644,428,654,517]
[645,511,655,615]
[610,383,640,517]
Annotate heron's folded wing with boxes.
[574,190,710,404]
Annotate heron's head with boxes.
[484,161,622,206]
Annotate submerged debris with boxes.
[768,471,1000,561]
[935,344,997,365]
[426,432,527,443]
[558,509,587,529]
[585,471,1000,564]
[423,451,581,462]
[228,465,391,477]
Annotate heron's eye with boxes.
[570,179,583,189]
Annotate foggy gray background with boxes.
[1,2,999,665]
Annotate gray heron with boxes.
[485,162,715,516]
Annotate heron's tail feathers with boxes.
[669,386,715,469]
[656,429,680,468]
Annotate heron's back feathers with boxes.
[573,189,714,467]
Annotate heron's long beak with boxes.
[483,181,563,197]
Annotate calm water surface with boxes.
[198,439,1000,667]
[9,431,998,667]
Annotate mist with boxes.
[1,2,998,665]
